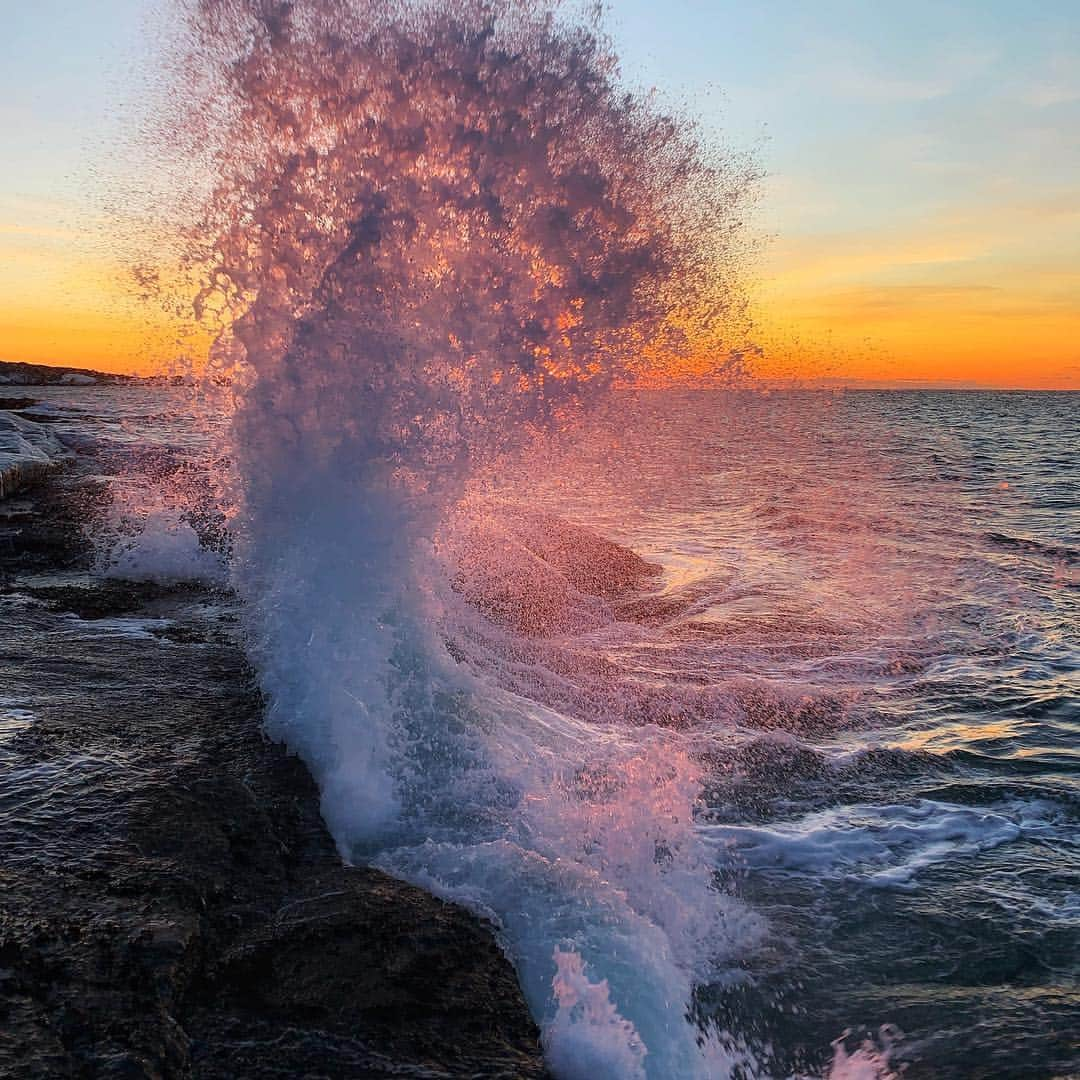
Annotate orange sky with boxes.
[749,186,1080,389]
[0,206,208,377]
[4,196,1077,388]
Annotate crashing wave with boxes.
[151,1,763,1074]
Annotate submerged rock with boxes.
[452,506,662,636]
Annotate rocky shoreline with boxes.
[0,361,134,387]
[0,408,67,499]
[0,448,548,1078]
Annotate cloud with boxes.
[762,183,1080,295]
[1017,52,1080,108]
[808,39,999,104]
[809,284,1001,313]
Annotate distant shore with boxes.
[0,360,136,387]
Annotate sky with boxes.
[2,0,1078,387]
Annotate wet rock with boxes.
[0,471,547,1078]
[18,579,210,621]
[0,409,68,500]
[0,470,103,572]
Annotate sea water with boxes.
[27,382,1079,1078]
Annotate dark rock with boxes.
[18,579,210,621]
[0,360,134,387]
[0,466,547,1078]
[0,469,105,573]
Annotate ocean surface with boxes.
[12,384,1078,1078]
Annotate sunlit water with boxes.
[18,384,1078,1078]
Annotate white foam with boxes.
[545,949,648,1080]
[821,1027,903,1080]
[232,480,765,1079]
[704,798,1047,889]
[0,706,34,746]
[168,1,757,1072]
[59,613,174,641]
[104,510,227,585]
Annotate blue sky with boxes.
[610,1,1080,230]
[8,0,1076,236]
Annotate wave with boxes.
[984,531,1079,565]
[155,1,767,1075]
[704,796,1055,891]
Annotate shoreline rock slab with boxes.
[0,410,66,500]
[0,472,548,1079]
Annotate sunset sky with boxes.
[3,0,1079,387]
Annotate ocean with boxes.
[15,383,1078,1078]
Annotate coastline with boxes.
[0,426,547,1079]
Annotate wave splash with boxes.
[169,1,761,1074]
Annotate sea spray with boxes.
[158,0,764,1073]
